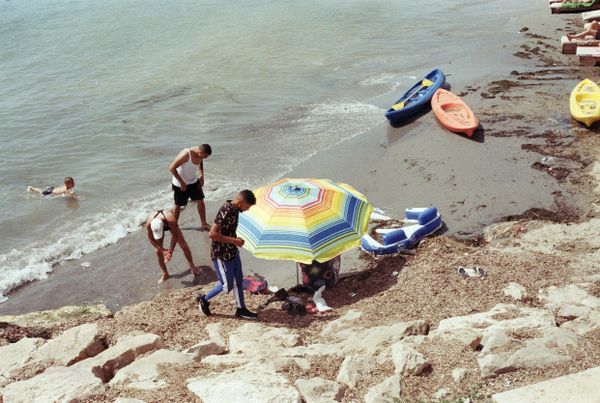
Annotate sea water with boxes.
[0,0,537,302]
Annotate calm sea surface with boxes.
[0,0,535,302]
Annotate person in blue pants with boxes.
[196,190,257,319]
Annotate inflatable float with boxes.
[361,207,442,256]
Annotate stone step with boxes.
[492,366,600,403]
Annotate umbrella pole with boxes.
[296,263,300,285]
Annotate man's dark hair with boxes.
[239,189,256,205]
[200,144,212,155]
[64,176,74,183]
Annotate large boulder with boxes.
[295,377,345,403]
[320,310,363,339]
[336,355,375,388]
[364,374,402,403]
[187,363,300,402]
[109,349,192,390]
[430,304,577,378]
[2,365,104,403]
[391,343,430,376]
[30,323,105,366]
[0,337,45,384]
[492,365,600,403]
[86,332,163,383]
[228,323,299,354]
[540,284,600,321]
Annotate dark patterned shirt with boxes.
[211,200,240,261]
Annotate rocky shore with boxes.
[3,11,600,403]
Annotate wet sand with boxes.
[0,8,589,316]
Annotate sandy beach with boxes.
[2,3,600,402]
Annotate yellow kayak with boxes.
[570,78,600,127]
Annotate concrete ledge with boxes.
[492,366,600,403]
[577,46,600,65]
[583,9,600,21]
[552,3,600,14]
[561,35,600,54]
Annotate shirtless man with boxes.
[145,208,199,283]
[566,20,600,41]
[169,144,212,230]
[28,176,78,198]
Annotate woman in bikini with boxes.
[145,208,199,283]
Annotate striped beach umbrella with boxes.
[238,178,373,264]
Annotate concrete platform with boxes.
[582,9,600,21]
[577,45,600,65]
[561,35,600,54]
[493,366,600,403]
[552,2,600,14]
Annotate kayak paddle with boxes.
[391,79,434,110]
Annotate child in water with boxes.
[28,176,78,198]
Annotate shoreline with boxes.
[0,5,591,316]
[3,3,600,402]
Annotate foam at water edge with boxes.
[279,101,384,175]
[0,175,262,303]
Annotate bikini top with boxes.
[153,210,172,232]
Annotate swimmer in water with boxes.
[28,176,78,199]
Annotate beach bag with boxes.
[242,273,269,295]
[297,255,340,292]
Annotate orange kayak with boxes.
[431,88,479,137]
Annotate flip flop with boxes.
[457,266,481,278]
[475,267,487,277]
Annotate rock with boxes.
[430,303,578,378]
[185,341,226,361]
[109,349,192,390]
[320,309,363,338]
[561,310,600,335]
[337,320,429,357]
[364,374,401,403]
[30,323,105,366]
[205,323,226,347]
[87,332,163,382]
[391,343,430,376]
[434,388,450,400]
[540,284,600,320]
[228,323,298,354]
[295,377,345,402]
[430,304,556,345]
[0,337,45,382]
[187,363,300,402]
[477,333,573,378]
[492,365,600,402]
[2,364,105,402]
[452,368,468,383]
[336,355,375,388]
[503,282,528,301]
[0,305,112,328]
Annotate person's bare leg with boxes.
[176,233,199,275]
[196,199,210,230]
[567,29,596,41]
[27,186,42,194]
[173,204,182,222]
[155,239,169,283]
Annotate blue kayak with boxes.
[385,68,446,126]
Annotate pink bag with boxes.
[242,274,269,295]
